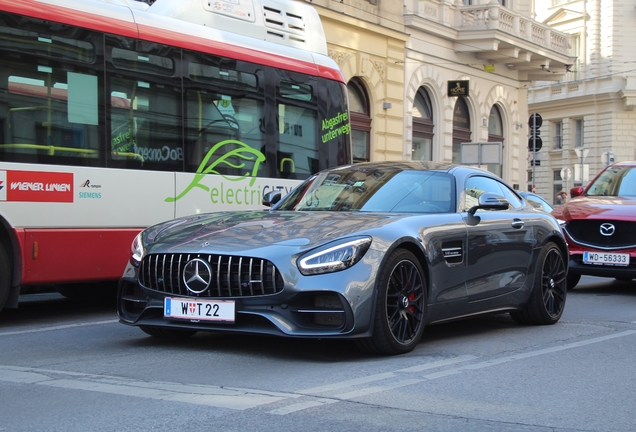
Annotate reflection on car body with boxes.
[118,161,568,355]
[552,161,636,289]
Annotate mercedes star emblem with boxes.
[183,258,212,294]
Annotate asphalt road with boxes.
[0,275,635,432]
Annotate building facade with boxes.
[306,0,573,191]
[402,0,574,189]
[305,0,409,163]
[530,0,636,204]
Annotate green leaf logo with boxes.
[166,140,265,202]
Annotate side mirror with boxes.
[570,186,584,198]
[467,193,509,216]
[262,190,282,207]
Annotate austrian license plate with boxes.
[583,251,630,266]
[164,297,235,322]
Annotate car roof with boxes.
[611,161,636,167]
[335,160,495,176]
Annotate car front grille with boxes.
[565,220,636,249]
[139,253,284,297]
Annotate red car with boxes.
[552,161,636,289]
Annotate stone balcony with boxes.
[403,0,576,81]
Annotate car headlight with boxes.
[298,237,372,276]
[130,232,145,266]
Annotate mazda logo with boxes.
[600,223,616,237]
[183,258,212,294]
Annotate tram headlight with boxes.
[130,232,145,266]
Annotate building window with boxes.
[348,78,371,163]
[452,97,471,164]
[412,87,434,161]
[574,119,583,148]
[553,169,564,205]
[462,0,472,5]
[553,121,563,149]
[488,106,503,136]
[487,105,504,177]
[569,34,581,81]
[527,170,533,192]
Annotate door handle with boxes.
[511,219,524,229]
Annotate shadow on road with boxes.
[2,276,633,361]
[114,313,521,363]
[570,276,636,297]
[0,289,117,327]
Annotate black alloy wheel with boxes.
[357,249,426,355]
[511,242,567,325]
[542,247,567,318]
[386,258,425,343]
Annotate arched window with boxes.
[488,105,504,177]
[348,78,371,162]
[489,105,504,137]
[452,98,471,164]
[412,88,434,161]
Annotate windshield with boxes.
[275,166,454,212]
[586,166,636,197]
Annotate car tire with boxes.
[566,273,581,290]
[511,242,567,325]
[357,249,426,355]
[0,243,11,313]
[140,325,198,339]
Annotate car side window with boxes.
[495,182,523,208]
[524,194,552,212]
[465,176,521,211]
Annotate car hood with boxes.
[552,196,636,222]
[142,210,406,255]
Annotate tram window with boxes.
[279,81,312,101]
[106,38,183,170]
[185,89,265,177]
[185,57,265,177]
[112,48,174,76]
[109,76,182,169]
[1,59,101,163]
[277,103,317,178]
[0,17,102,165]
[0,19,95,63]
[189,63,258,91]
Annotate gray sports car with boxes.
[118,161,568,355]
